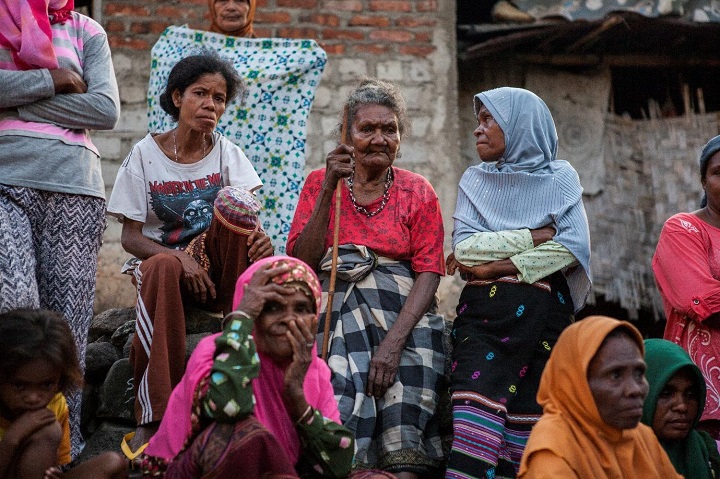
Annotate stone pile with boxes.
[77,306,222,460]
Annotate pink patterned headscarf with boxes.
[0,0,75,70]
[146,256,338,465]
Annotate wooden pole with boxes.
[321,107,348,361]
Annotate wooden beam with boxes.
[514,53,720,67]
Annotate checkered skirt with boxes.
[318,245,446,471]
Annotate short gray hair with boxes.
[338,78,409,140]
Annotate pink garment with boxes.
[652,212,720,421]
[146,256,339,465]
[0,0,75,70]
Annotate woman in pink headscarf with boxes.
[140,256,354,478]
[0,0,119,459]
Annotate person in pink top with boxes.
[652,134,720,440]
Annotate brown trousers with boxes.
[129,220,249,425]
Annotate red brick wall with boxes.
[102,0,439,57]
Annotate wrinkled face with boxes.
[253,289,316,360]
[474,104,506,163]
[702,151,720,211]
[182,199,213,231]
[350,103,400,172]
[213,0,250,34]
[587,333,649,430]
[652,368,700,441]
[172,73,228,133]
[0,359,61,421]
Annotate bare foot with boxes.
[127,424,158,452]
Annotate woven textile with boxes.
[147,26,327,254]
[318,245,446,473]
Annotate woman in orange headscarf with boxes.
[518,316,682,478]
[208,0,256,38]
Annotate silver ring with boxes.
[305,342,313,347]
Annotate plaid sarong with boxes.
[147,26,327,254]
[318,245,446,473]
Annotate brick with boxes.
[303,14,341,27]
[278,27,319,39]
[278,0,317,7]
[369,0,412,12]
[416,0,439,11]
[395,17,437,27]
[130,22,151,34]
[155,6,204,21]
[255,11,292,23]
[351,43,391,55]
[322,0,362,11]
[369,30,413,42]
[322,29,365,41]
[108,36,150,50]
[399,44,435,56]
[104,20,125,33]
[349,15,391,27]
[104,4,150,16]
[414,31,432,43]
[253,27,274,37]
[319,43,346,55]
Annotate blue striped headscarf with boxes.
[453,87,592,311]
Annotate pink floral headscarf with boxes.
[146,256,338,466]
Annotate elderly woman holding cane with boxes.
[287,78,446,476]
[107,53,273,456]
[446,87,591,478]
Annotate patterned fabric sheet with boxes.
[148,26,327,253]
[513,0,720,22]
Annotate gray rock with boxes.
[85,342,119,384]
[111,320,136,350]
[185,332,213,362]
[76,421,133,462]
[185,307,223,334]
[90,308,135,343]
[97,358,135,422]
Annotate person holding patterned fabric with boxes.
[207,0,256,37]
[0,0,120,458]
[652,134,720,440]
[287,78,446,477]
[445,87,591,478]
[642,338,720,479]
[107,54,273,455]
[518,316,682,479]
[140,256,354,478]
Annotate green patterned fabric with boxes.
[147,26,327,253]
[202,315,259,422]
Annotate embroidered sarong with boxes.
[147,26,327,253]
[318,245,446,473]
[447,272,574,479]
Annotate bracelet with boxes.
[295,405,313,426]
[221,309,254,329]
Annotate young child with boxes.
[0,309,126,479]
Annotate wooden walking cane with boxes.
[321,107,349,361]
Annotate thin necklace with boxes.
[173,130,207,163]
[347,168,393,217]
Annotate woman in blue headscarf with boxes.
[445,87,592,478]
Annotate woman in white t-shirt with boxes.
[107,53,273,457]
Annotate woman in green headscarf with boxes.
[642,338,720,478]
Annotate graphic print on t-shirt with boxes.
[149,172,222,247]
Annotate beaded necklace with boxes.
[347,167,393,217]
